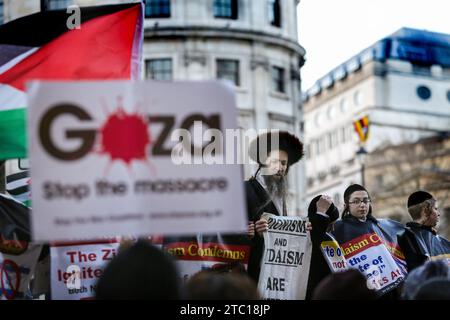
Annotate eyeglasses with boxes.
[348,199,371,205]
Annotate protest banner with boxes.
[50,240,120,300]
[331,219,408,294]
[258,213,312,300]
[0,244,42,300]
[0,193,42,300]
[320,232,348,272]
[28,80,247,241]
[162,234,251,282]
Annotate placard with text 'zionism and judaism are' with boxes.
[258,213,312,300]
[28,80,247,241]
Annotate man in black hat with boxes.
[245,130,305,282]
[400,190,450,270]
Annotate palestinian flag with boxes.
[6,171,31,207]
[0,2,144,160]
[353,115,370,143]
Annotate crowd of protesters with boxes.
[92,130,450,300]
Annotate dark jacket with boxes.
[245,178,280,282]
[399,222,450,271]
[305,198,339,300]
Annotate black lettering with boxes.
[180,114,221,155]
[39,104,96,160]
[148,116,175,156]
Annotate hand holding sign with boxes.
[255,216,269,235]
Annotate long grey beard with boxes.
[263,174,288,201]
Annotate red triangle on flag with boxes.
[0,5,141,91]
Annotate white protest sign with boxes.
[0,244,42,300]
[28,80,247,241]
[341,233,407,293]
[257,213,312,300]
[50,240,120,300]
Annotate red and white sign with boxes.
[0,244,42,300]
[28,80,247,241]
[50,240,120,300]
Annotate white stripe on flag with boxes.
[6,177,29,190]
[0,84,26,111]
[0,47,38,74]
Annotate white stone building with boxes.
[303,28,450,208]
[1,0,308,215]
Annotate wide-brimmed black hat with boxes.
[248,130,304,166]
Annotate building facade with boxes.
[364,134,450,238]
[303,28,450,214]
[1,0,308,215]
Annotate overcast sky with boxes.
[297,0,450,91]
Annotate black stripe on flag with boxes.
[0,2,139,46]
[7,185,29,196]
[6,171,29,183]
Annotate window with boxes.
[214,0,238,19]
[354,90,362,106]
[216,59,240,86]
[145,59,172,81]
[271,66,285,93]
[340,127,346,143]
[317,137,325,155]
[145,0,171,18]
[340,98,348,112]
[347,126,354,142]
[327,105,336,119]
[315,140,320,155]
[412,64,431,76]
[332,131,338,146]
[268,0,281,27]
[44,0,73,10]
[0,0,3,25]
[327,132,333,150]
[305,144,311,159]
[416,85,431,100]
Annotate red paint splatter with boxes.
[99,108,150,165]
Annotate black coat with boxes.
[245,178,280,282]
[305,204,339,300]
[398,222,450,271]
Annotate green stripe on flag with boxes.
[0,108,27,160]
